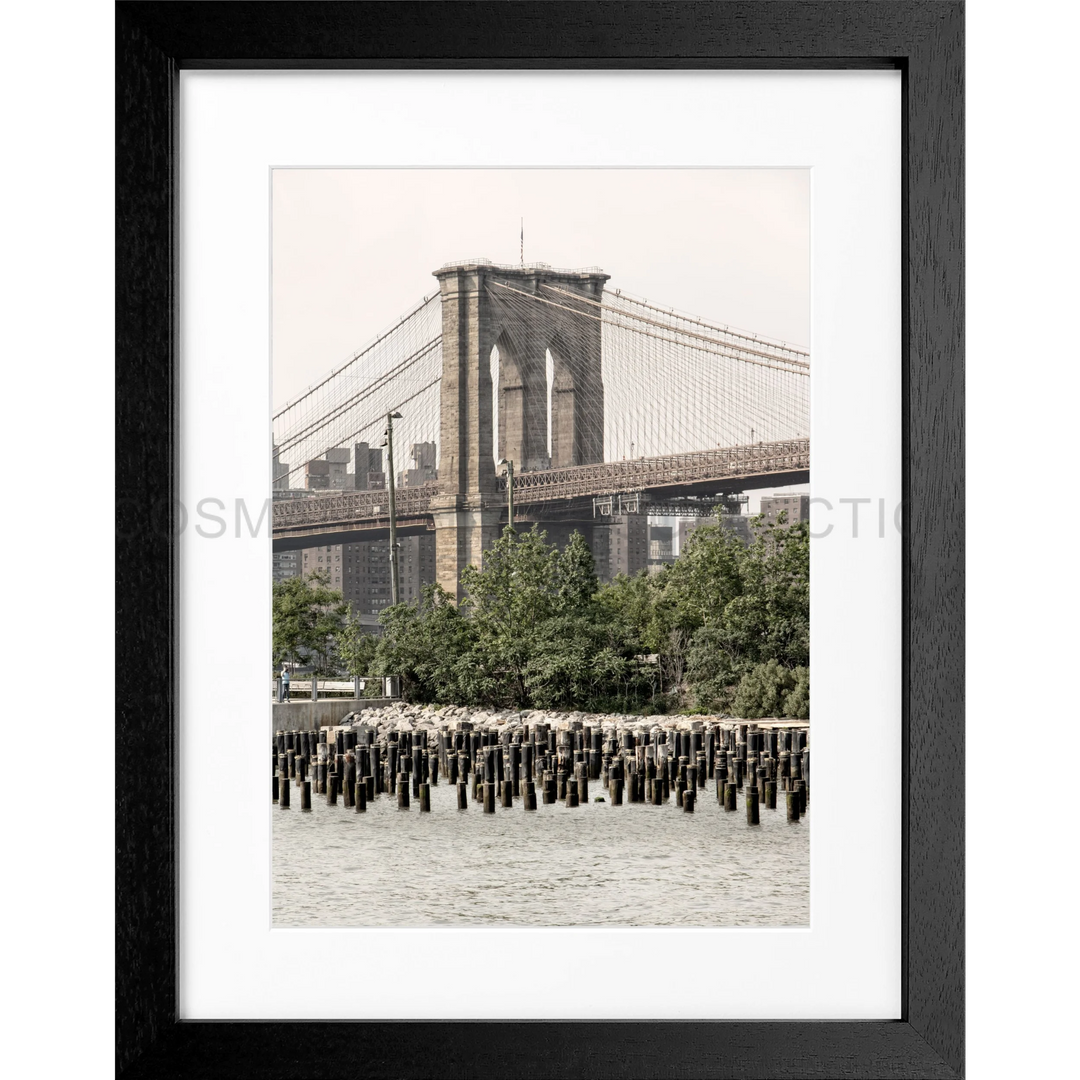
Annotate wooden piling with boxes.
[500,780,513,808]
[786,790,800,821]
[397,776,409,809]
[343,758,356,808]
[326,775,338,806]
[610,777,623,805]
[355,781,366,812]
[683,788,695,812]
[419,782,431,812]
[746,785,760,824]
[300,779,311,811]
[567,779,579,807]
[523,781,537,810]
[279,776,290,808]
[457,781,468,809]
[765,780,777,810]
[272,774,278,803]
[724,782,737,811]
[483,782,496,813]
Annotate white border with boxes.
[179,71,901,1020]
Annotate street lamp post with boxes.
[385,411,403,606]
[498,458,515,531]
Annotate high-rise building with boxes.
[272,445,291,490]
[647,525,675,573]
[759,493,810,525]
[602,514,650,580]
[404,442,437,488]
[353,443,386,490]
[330,532,438,623]
[324,448,351,490]
[678,513,754,553]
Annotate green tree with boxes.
[732,659,810,719]
[783,665,810,719]
[372,583,475,704]
[732,659,795,718]
[338,608,378,678]
[459,525,564,707]
[553,531,598,613]
[721,513,809,669]
[685,626,750,713]
[271,569,348,672]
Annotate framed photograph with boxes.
[113,4,967,1075]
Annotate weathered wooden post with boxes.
[724,782,737,812]
[370,744,381,793]
[300,779,311,811]
[765,780,777,810]
[483,782,496,813]
[419,782,431,812]
[786,789,801,822]
[343,754,356,808]
[354,780,366,812]
[457,781,469,809]
[279,775,290,808]
[683,788,695,812]
[397,775,410,809]
[746,785,760,824]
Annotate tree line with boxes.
[272,513,809,719]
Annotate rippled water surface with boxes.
[273,778,808,927]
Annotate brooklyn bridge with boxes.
[272,259,809,604]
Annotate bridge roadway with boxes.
[271,437,809,552]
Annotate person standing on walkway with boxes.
[281,664,290,702]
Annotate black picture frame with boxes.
[116,2,963,1076]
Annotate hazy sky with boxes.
[271,168,810,509]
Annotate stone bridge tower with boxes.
[430,261,609,599]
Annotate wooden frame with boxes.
[116,2,963,1076]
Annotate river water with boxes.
[273,777,808,927]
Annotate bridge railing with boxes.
[271,439,808,532]
[272,482,440,527]
[501,438,810,503]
